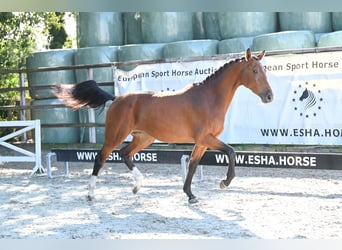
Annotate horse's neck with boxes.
[210,64,242,113]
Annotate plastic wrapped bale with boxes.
[203,12,221,40]
[140,12,194,43]
[77,12,123,47]
[252,31,316,52]
[163,40,218,59]
[193,12,206,39]
[218,37,254,54]
[27,49,75,100]
[317,31,342,47]
[332,12,342,31]
[123,12,143,44]
[314,33,326,44]
[74,46,118,93]
[31,99,79,143]
[78,101,112,143]
[279,12,332,33]
[218,12,277,39]
[117,43,165,71]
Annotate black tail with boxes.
[53,80,115,110]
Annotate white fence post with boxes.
[0,120,45,176]
[86,68,96,143]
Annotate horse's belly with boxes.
[135,116,195,143]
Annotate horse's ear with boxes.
[257,50,266,60]
[246,48,252,61]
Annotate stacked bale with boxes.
[252,31,316,51]
[123,12,143,44]
[217,12,277,39]
[118,43,165,71]
[74,46,118,93]
[327,12,342,48]
[27,49,75,99]
[31,99,79,143]
[27,49,79,143]
[218,37,254,54]
[77,12,123,47]
[163,40,218,59]
[279,12,332,33]
[140,12,194,43]
[332,12,342,31]
[317,31,342,47]
[203,12,221,40]
[193,12,206,39]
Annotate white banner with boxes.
[114,51,342,145]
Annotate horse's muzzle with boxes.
[260,90,273,103]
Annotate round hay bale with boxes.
[218,12,277,39]
[332,12,342,31]
[163,40,218,59]
[279,12,332,33]
[218,37,254,54]
[317,31,342,47]
[74,46,118,93]
[123,12,143,44]
[26,49,75,99]
[203,12,221,40]
[31,98,79,143]
[252,31,316,52]
[193,12,206,39]
[314,33,326,44]
[77,12,123,47]
[117,43,165,71]
[141,12,194,43]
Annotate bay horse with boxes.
[53,48,273,204]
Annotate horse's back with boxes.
[106,90,199,142]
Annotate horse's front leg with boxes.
[219,144,236,189]
[199,135,236,189]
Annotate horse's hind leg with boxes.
[119,131,155,194]
[87,132,130,201]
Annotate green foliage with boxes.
[0,12,73,141]
[0,12,72,124]
[0,12,70,70]
[45,12,69,49]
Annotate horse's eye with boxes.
[253,69,258,74]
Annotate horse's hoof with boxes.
[86,195,95,201]
[220,180,228,189]
[132,186,139,194]
[188,197,199,204]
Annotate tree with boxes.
[0,12,72,138]
[45,12,71,49]
[0,12,71,114]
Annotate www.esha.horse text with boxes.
[76,151,158,162]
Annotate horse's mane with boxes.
[193,56,248,87]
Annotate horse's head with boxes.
[239,48,273,103]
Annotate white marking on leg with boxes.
[88,175,97,199]
[131,167,143,193]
